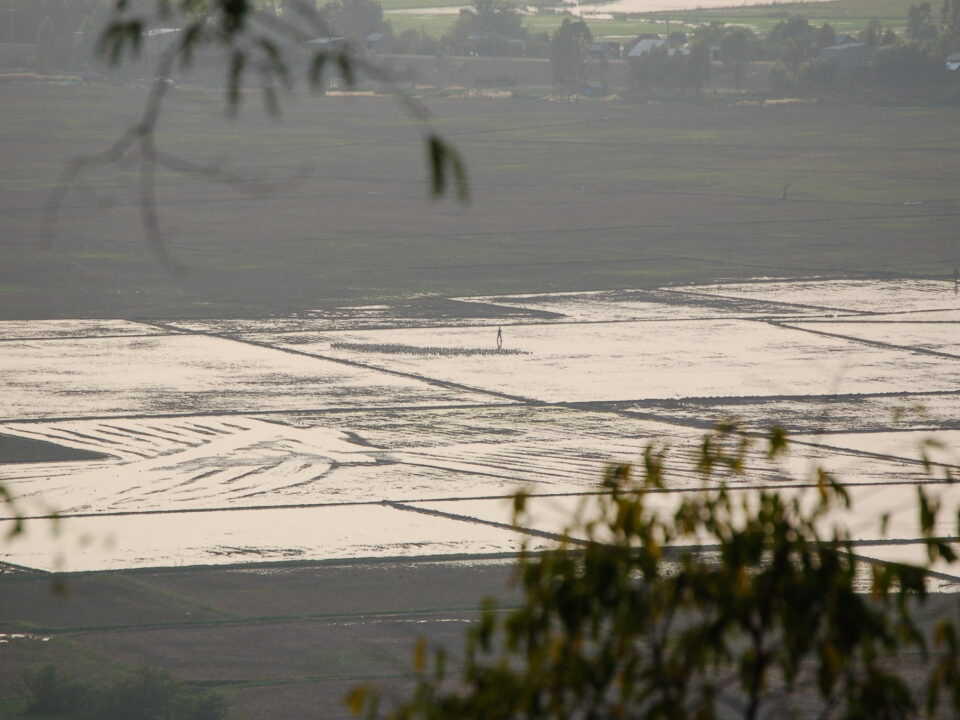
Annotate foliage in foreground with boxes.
[349,425,960,719]
[20,665,227,720]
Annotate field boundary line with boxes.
[24,477,960,523]
[657,287,874,315]
[138,321,543,406]
[383,500,579,545]
[0,332,181,343]
[771,319,960,360]
[0,403,515,425]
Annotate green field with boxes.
[387,11,670,38]
[648,0,920,30]
[381,0,919,38]
[1,81,958,319]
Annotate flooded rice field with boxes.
[1,279,958,579]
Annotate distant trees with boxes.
[767,15,815,68]
[0,0,101,45]
[320,0,390,41]
[766,16,839,69]
[685,40,711,92]
[942,0,960,48]
[0,0,105,69]
[549,17,591,97]
[908,2,940,43]
[873,41,947,87]
[798,57,839,90]
[629,44,685,96]
[34,15,59,69]
[447,0,527,51]
[768,61,794,94]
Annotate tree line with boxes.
[5,0,960,100]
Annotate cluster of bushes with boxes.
[626,42,712,97]
[20,666,227,720]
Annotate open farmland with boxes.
[2,83,960,319]
[3,79,960,717]
[1,279,959,717]
[1,280,959,717]
[1,278,958,573]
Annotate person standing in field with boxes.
[496,326,503,350]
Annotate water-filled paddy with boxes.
[1,279,957,574]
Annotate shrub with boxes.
[21,666,227,720]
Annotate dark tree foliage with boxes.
[34,15,59,68]
[720,26,761,63]
[767,16,817,65]
[21,666,87,716]
[908,2,939,42]
[447,0,527,47]
[873,41,947,87]
[0,0,102,44]
[21,666,227,720]
[859,18,884,46]
[549,17,591,96]
[629,45,685,95]
[815,21,837,50]
[348,425,960,720]
[768,61,795,95]
[943,0,960,48]
[799,57,838,89]
[685,40,711,92]
[320,0,389,40]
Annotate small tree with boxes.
[35,15,59,70]
[799,58,839,90]
[348,426,960,720]
[321,0,389,41]
[859,18,884,46]
[768,15,816,65]
[549,18,591,98]
[943,0,960,49]
[769,61,795,95]
[908,2,940,43]
[447,0,527,49]
[684,40,711,93]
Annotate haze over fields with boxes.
[1,31,959,716]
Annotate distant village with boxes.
[1,0,959,101]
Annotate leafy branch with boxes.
[348,424,960,720]
[43,0,468,270]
